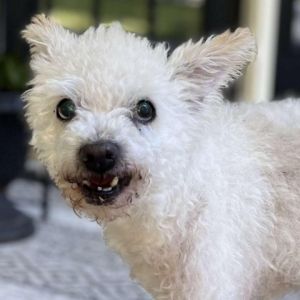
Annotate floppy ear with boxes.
[168,28,256,96]
[22,14,72,58]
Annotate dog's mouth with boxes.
[76,173,132,206]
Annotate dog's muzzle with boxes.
[77,141,132,206]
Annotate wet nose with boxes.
[79,141,120,174]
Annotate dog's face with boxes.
[23,15,255,222]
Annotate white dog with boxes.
[23,14,300,300]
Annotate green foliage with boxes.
[1,1,202,91]
[0,55,29,91]
[50,0,202,41]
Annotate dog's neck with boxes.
[103,187,204,299]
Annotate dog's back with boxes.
[187,99,300,299]
[233,99,300,297]
[254,99,300,294]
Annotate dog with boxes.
[22,14,300,300]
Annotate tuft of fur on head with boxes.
[22,14,256,224]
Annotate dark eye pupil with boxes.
[57,99,76,121]
[138,103,151,117]
[136,100,155,123]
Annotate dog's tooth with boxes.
[103,187,112,192]
[82,180,90,186]
[97,186,102,191]
[71,183,78,189]
[110,176,119,187]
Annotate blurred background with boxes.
[0,0,299,299]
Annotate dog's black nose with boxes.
[79,141,120,174]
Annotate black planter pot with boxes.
[0,92,26,185]
[0,91,34,242]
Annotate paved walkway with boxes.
[0,179,150,300]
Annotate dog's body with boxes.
[105,99,300,300]
[23,15,300,299]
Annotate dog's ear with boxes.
[22,14,71,58]
[168,28,256,96]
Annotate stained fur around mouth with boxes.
[65,172,132,206]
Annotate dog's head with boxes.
[22,15,255,222]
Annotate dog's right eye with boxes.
[56,98,76,121]
[134,99,156,124]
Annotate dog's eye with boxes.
[56,98,76,121]
[135,100,156,124]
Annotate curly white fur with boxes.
[22,15,300,300]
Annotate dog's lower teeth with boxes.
[103,187,112,192]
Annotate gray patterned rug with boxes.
[0,179,150,300]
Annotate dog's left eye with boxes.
[134,99,156,124]
[56,98,76,121]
